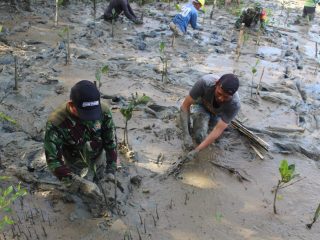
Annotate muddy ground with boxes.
[1,0,320,239]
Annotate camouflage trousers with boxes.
[191,104,219,144]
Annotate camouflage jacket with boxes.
[44,102,117,173]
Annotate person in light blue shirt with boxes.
[169,0,204,36]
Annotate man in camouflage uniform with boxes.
[235,3,267,30]
[44,80,117,216]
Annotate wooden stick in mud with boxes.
[235,23,245,61]
[55,0,59,26]
[14,55,18,90]
[231,119,270,151]
[250,145,264,160]
[210,161,250,182]
[256,66,265,97]
[66,25,70,65]
[93,0,96,21]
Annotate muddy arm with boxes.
[195,119,228,151]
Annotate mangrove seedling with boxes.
[159,41,168,83]
[111,8,116,38]
[120,93,150,147]
[273,159,299,214]
[0,176,27,230]
[58,26,71,65]
[306,203,320,229]
[95,65,109,90]
[249,59,259,98]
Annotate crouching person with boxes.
[180,74,240,159]
[44,80,118,217]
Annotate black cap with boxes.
[219,74,239,96]
[70,80,102,121]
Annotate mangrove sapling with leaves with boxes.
[159,42,168,83]
[95,65,109,90]
[120,93,150,148]
[58,26,71,65]
[306,203,320,229]
[273,159,299,214]
[0,176,27,230]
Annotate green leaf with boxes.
[0,176,11,181]
[279,159,296,183]
[101,65,109,74]
[136,95,150,105]
[112,8,116,15]
[3,186,13,197]
[0,25,2,32]
[159,42,165,53]
[215,212,223,222]
[252,67,257,74]
[58,0,64,6]
[276,194,283,200]
[3,207,12,213]
[3,216,14,225]
[80,168,89,178]
[0,112,17,125]
[175,4,181,11]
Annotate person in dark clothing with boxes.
[235,3,267,30]
[103,0,143,24]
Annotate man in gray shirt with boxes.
[180,74,240,158]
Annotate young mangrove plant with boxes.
[120,93,150,148]
[248,59,259,98]
[58,26,71,65]
[306,203,320,229]
[95,65,109,90]
[0,176,27,230]
[273,159,299,214]
[159,42,168,83]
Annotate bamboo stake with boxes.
[231,119,270,151]
[66,25,70,65]
[250,145,264,160]
[55,0,58,26]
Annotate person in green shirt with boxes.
[44,80,118,216]
[302,0,320,20]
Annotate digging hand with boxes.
[70,174,103,201]
[185,149,199,162]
